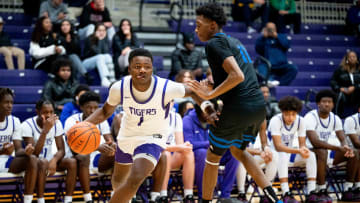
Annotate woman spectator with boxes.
[112,19,141,79]
[57,19,93,83]
[331,51,360,117]
[29,16,66,73]
[42,58,78,115]
[82,23,114,87]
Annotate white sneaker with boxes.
[267,80,280,88]
[247,27,257,34]
[101,77,111,87]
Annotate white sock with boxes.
[344,182,354,191]
[160,190,167,197]
[150,192,160,201]
[236,164,246,193]
[64,196,73,203]
[317,184,326,191]
[24,195,33,203]
[83,193,92,202]
[37,198,45,203]
[184,189,193,197]
[307,180,316,194]
[111,191,114,197]
[280,182,289,194]
[355,182,360,189]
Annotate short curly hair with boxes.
[315,89,337,103]
[0,88,14,102]
[196,3,227,28]
[79,91,101,107]
[278,96,303,113]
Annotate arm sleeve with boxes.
[103,8,112,22]
[64,116,76,134]
[344,117,357,135]
[298,117,306,137]
[12,117,22,141]
[171,50,183,73]
[60,104,72,126]
[42,81,53,102]
[39,2,47,17]
[269,116,281,136]
[289,0,296,13]
[21,122,33,138]
[164,81,186,105]
[304,113,317,131]
[330,68,342,92]
[55,121,65,137]
[106,81,122,106]
[29,42,56,59]
[276,35,290,50]
[207,38,233,66]
[334,115,343,131]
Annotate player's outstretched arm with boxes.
[187,56,244,100]
[85,102,116,125]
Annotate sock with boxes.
[111,191,114,197]
[24,195,33,203]
[64,196,73,203]
[150,192,160,201]
[307,180,316,194]
[280,182,290,195]
[83,193,92,202]
[263,186,279,202]
[355,182,360,189]
[160,190,167,197]
[344,182,353,191]
[37,198,45,203]
[184,189,193,197]
[201,200,211,203]
[317,184,326,191]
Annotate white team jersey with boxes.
[268,113,305,148]
[21,116,64,161]
[166,111,183,146]
[119,76,177,138]
[344,113,360,148]
[63,113,110,157]
[304,110,343,148]
[0,115,22,172]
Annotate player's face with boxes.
[317,97,334,114]
[38,104,55,120]
[282,110,297,126]
[81,101,99,119]
[129,56,153,87]
[57,66,71,81]
[0,94,14,116]
[195,15,216,42]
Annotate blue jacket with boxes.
[255,34,290,67]
[183,109,209,150]
[60,102,81,126]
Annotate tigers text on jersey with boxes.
[0,115,21,172]
[344,113,360,148]
[21,116,64,161]
[304,110,343,148]
[268,113,305,148]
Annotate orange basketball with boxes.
[67,121,101,155]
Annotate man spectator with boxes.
[255,22,297,86]
[169,32,204,80]
[270,0,301,34]
[63,0,89,22]
[39,0,68,27]
[0,17,25,70]
[260,83,281,121]
[78,0,115,42]
[231,0,269,34]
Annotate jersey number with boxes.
[41,148,47,158]
[137,116,144,126]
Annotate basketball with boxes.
[67,121,101,155]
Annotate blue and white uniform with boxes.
[21,116,64,161]
[107,75,185,166]
[0,115,22,172]
[63,113,110,169]
[344,113,360,148]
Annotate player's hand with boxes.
[343,145,354,158]
[42,114,58,134]
[261,146,273,163]
[180,141,193,152]
[25,144,34,156]
[200,78,214,91]
[205,110,220,127]
[254,0,265,5]
[47,159,57,176]
[98,143,115,156]
[2,143,14,155]
[299,146,310,159]
[187,80,214,100]
[279,10,289,15]
[57,12,65,20]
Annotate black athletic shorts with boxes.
[208,103,266,156]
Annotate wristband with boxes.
[200,100,214,112]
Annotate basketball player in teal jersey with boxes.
[187,3,282,203]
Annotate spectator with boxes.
[78,0,115,42]
[29,16,66,73]
[178,100,194,117]
[260,83,281,121]
[42,58,79,115]
[231,0,270,34]
[270,0,301,34]
[0,17,25,70]
[330,51,360,118]
[63,0,89,22]
[39,0,68,31]
[169,32,204,80]
[183,105,239,202]
[346,0,360,36]
[112,18,141,79]
[173,70,195,105]
[57,19,92,83]
[82,23,114,87]
[60,84,90,125]
[255,22,297,86]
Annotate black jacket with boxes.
[57,34,81,56]
[330,66,360,92]
[42,78,79,108]
[112,34,141,61]
[169,48,203,78]
[0,31,12,47]
[79,3,111,28]
[83,37,110,59]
